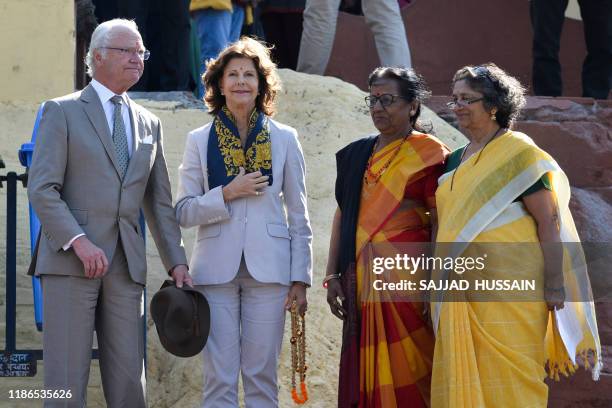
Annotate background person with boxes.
[259,0,305,70]
[530,0,612,99]
[92,0,193,92]
[191,0,246,98]
[297,0,412,75]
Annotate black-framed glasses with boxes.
[446,97,484,109]
[365,94,407,108]
[102,47,150,61]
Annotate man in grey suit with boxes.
[27,19,191,408]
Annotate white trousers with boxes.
[297,0,412,75]
[196,259,289,408]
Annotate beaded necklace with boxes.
[290,301,308,404]
[363,133,411,186]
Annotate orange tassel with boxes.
[291,381,308,404]
[289,301,308,404]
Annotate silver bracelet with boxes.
[322,274,340,288]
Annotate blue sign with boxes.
[0,352,37,377]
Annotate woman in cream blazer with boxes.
[175,37,312,408]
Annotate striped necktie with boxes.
[110,95,130,178]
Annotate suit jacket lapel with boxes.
[128,96,140,153]
[80,84,122,179]
[197,125,211,192]
[124,96,141,181]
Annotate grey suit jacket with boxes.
[28,84,187,285]
[175,119,313,286]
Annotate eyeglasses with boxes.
[446,97,484,109]
[102,47,150,61]
[365,94,407,108]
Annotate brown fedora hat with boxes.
[150,280,210,358]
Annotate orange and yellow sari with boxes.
[348,132,448,407]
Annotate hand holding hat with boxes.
[150,280,210,358]
[170,264,192,288]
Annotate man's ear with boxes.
[93,49,103,65]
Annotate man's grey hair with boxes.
[85,19,141,77]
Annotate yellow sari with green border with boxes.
[431,130,601,408]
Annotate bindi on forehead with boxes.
[226,66,256,75]
[228,59,255,68]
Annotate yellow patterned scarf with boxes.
[207,106,272,189]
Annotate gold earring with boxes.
[491,111,497,121]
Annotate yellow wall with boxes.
[0,0,74,103]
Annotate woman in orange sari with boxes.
[324,67,449,407]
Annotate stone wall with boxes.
[327,0,589,96]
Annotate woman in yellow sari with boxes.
[324,67,449,407]
[431,63,601,408]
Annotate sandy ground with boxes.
[0,70,465,407]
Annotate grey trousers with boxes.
[196,258,289,408]
[297,0,412,75]
[41,245,146,408]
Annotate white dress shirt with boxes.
[90,79,134,156]
[62,79,134,250]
